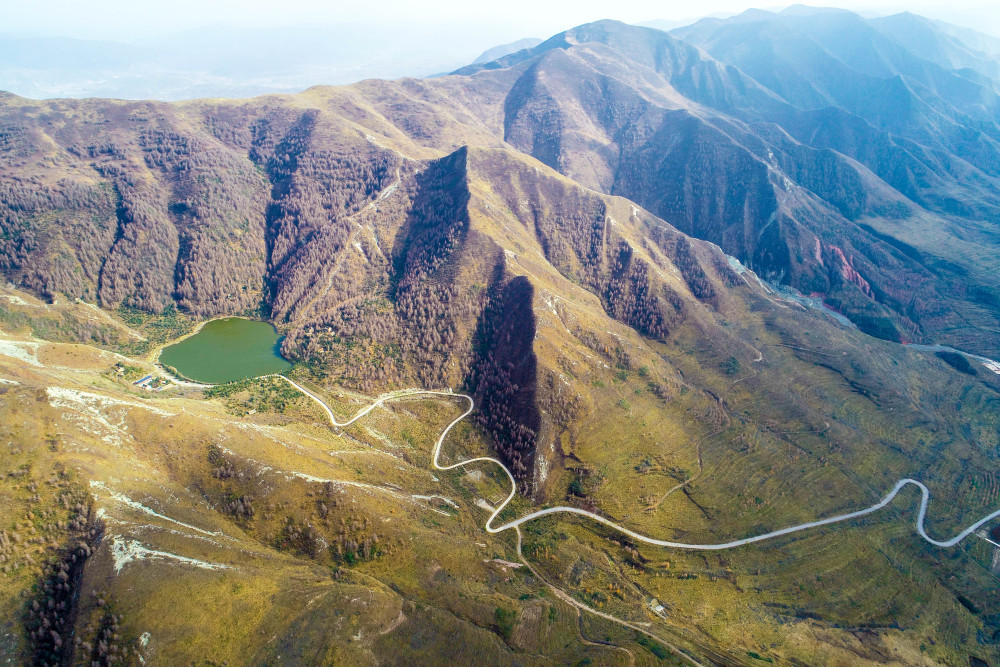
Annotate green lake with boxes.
[159,317,292,384]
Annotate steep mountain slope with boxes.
[3,207,1000,665]
[6,14,1000,357]
[868,11,1000,81]
[0,87,743,493]
[673,9,1000,179]
[2,11,1000,665]
[462,17,1000,356]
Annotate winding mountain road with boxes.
[275,376,1000,551]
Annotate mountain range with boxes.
[2,6,1000,665]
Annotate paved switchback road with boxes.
[274,376,1000,551]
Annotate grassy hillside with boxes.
[2,226,1000,664]
[2,11,1000,664]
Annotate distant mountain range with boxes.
[4,8,1000,664]
[4,8,1000,103]
[456,8,1000,356]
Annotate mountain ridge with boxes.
[3,10,1000,665]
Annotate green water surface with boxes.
[159,317,292,384]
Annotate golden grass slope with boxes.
[2,209,1000,666]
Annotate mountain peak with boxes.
[2,11,1000,666]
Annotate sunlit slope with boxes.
[0,320,628,665]
[1,280,1000,664]
[5,135,1000,663]
[1,11,1000,663]
[4,14,1000,358]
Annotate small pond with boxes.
[159,317,292,384]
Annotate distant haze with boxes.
[0,24,529,100]
[6,0,1000,40]
[3,1,1000,100]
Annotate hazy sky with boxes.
[6,0,1000,42]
